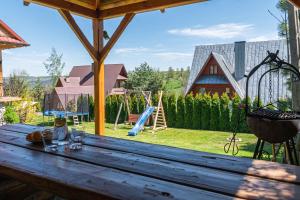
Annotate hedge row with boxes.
[100,93,289,132]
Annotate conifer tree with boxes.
[210,93,221,130]
[167,94,177,127]
[184,93,194,128]
[176,95,185,128]
[220,93,231,131]
[201,93,211,130]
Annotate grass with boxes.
[28,115,261,158]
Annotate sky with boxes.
[0,0,282,77]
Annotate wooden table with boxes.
[0,124,300,200]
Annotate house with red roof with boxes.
[52,64,128,109]
[0,20,29,96]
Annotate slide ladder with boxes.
[128,106,155,136]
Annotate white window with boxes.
[199,88,206,94]
[210,66,214,74]
[214,65,218,74]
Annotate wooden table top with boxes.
[0,124,300,200]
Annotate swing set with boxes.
[113,90,167,133]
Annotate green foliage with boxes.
[4,71,30,98]
[252,96,263,110]
[43,48,65,87]
[117,95,126,123]
[231,94,241,132]
[184,93,194,128]
[176,95,185,128]
[192,94,202,129]
[105,96,111,123]
[210,93,221,130]
[139,95,146,113]
[110,95,118,123]
[89,96,95,121]
[4,106,19,124]
[131,95,139,114]
[167,94,177,127]
[152,93,159,106]
[220,93,231,131]
[126,62,163,93]
[167,67,175,79]
[278,98,289,111]
[239,98,250,133]
[162,94,169,124]
[201,93,211,130]
[32,77,45,111]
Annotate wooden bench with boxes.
[0,124,300,199]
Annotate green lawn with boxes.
[28,115,260,158]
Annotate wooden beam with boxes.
[289,0,300,8]
[93,19,105,135]
[98,0,207,19]
[0,51,3,97]
[99,13,135,63]
[24,0,98,19]
[58,9,98,62]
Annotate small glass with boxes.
[67,129,85,151]
[41,132,58,152]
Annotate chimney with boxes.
[234,41,246,81]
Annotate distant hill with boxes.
[4,76,53,88]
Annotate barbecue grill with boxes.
[245,51,300,165]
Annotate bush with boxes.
[201,93,211,130]
[220,93,231,131]
[139,95,146,113]
[278,98,289,111]
[117,95,126,123]
[162,94,169,124]
[152,93,159,106]
[231,94,241,132]
[105,96,111,123]
[176,95,185,128]
[240,97,250,132]
[131,95,139,114]
[185,93,194,129]
[252,96,262,110]
[110,95,118,123]
[192,94,202,129]
[4,106,19,124]
[167,94,177,127]
[89,96,95,121]
[210,93,221,130]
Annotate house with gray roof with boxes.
[185,40,290,102]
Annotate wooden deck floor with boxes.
[0,124,300,199]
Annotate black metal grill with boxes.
[249,109,299,120]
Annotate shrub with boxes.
[176,95,185,128]
[193,94,202,129]
[110,95,118,123]
[105,96,111,123]
[117,95,126,123]
[131,95,139,114]
[231,94,241,132]
[167,94,177,127]
[278,98,289,111]
[139,95,146,113]
[210,93,221,130]
[152,93,159,106]
[4,106,19,124]
[240,97,250,132]
[252,96,263,110]
[201,93,211,130]
[185,93,194,129]
[162,94,169,124]
[220,93,231,131]
[89,96,94,121]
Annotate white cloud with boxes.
[115,47,150,54]
[247,33,279,42]
[168,23,254,39]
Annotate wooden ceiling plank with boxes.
[65,0,96,10]
[100,0,147,10]
[58,9,98,61]
[99,0,207,19]
[99,13,135,63]
[289,0,300,8]
[24,0,97,19]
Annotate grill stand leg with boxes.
[257,140,265,159]
[285,140,295,165]
[253,139,261,159]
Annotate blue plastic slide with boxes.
[128,106,155,136]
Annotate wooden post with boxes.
[0,50,3,96]
[288,3,300,68]
[93,19,105,135]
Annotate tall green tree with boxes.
[184,93,194,129]
[210,93,221,130]
[192,94,202,129]
[176,95,185,128]
[220,93,231,131]
[110,95,118,123]
[201,93,211,130]
[43,48,65,87]
[4,70,30,98]
[138,95,146,113]
[131,95,139,114]
[167,94,177,127]
[231,94,242,132]
[32,78,45,103]
[126,62,163,93]
[105,96,111,123]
